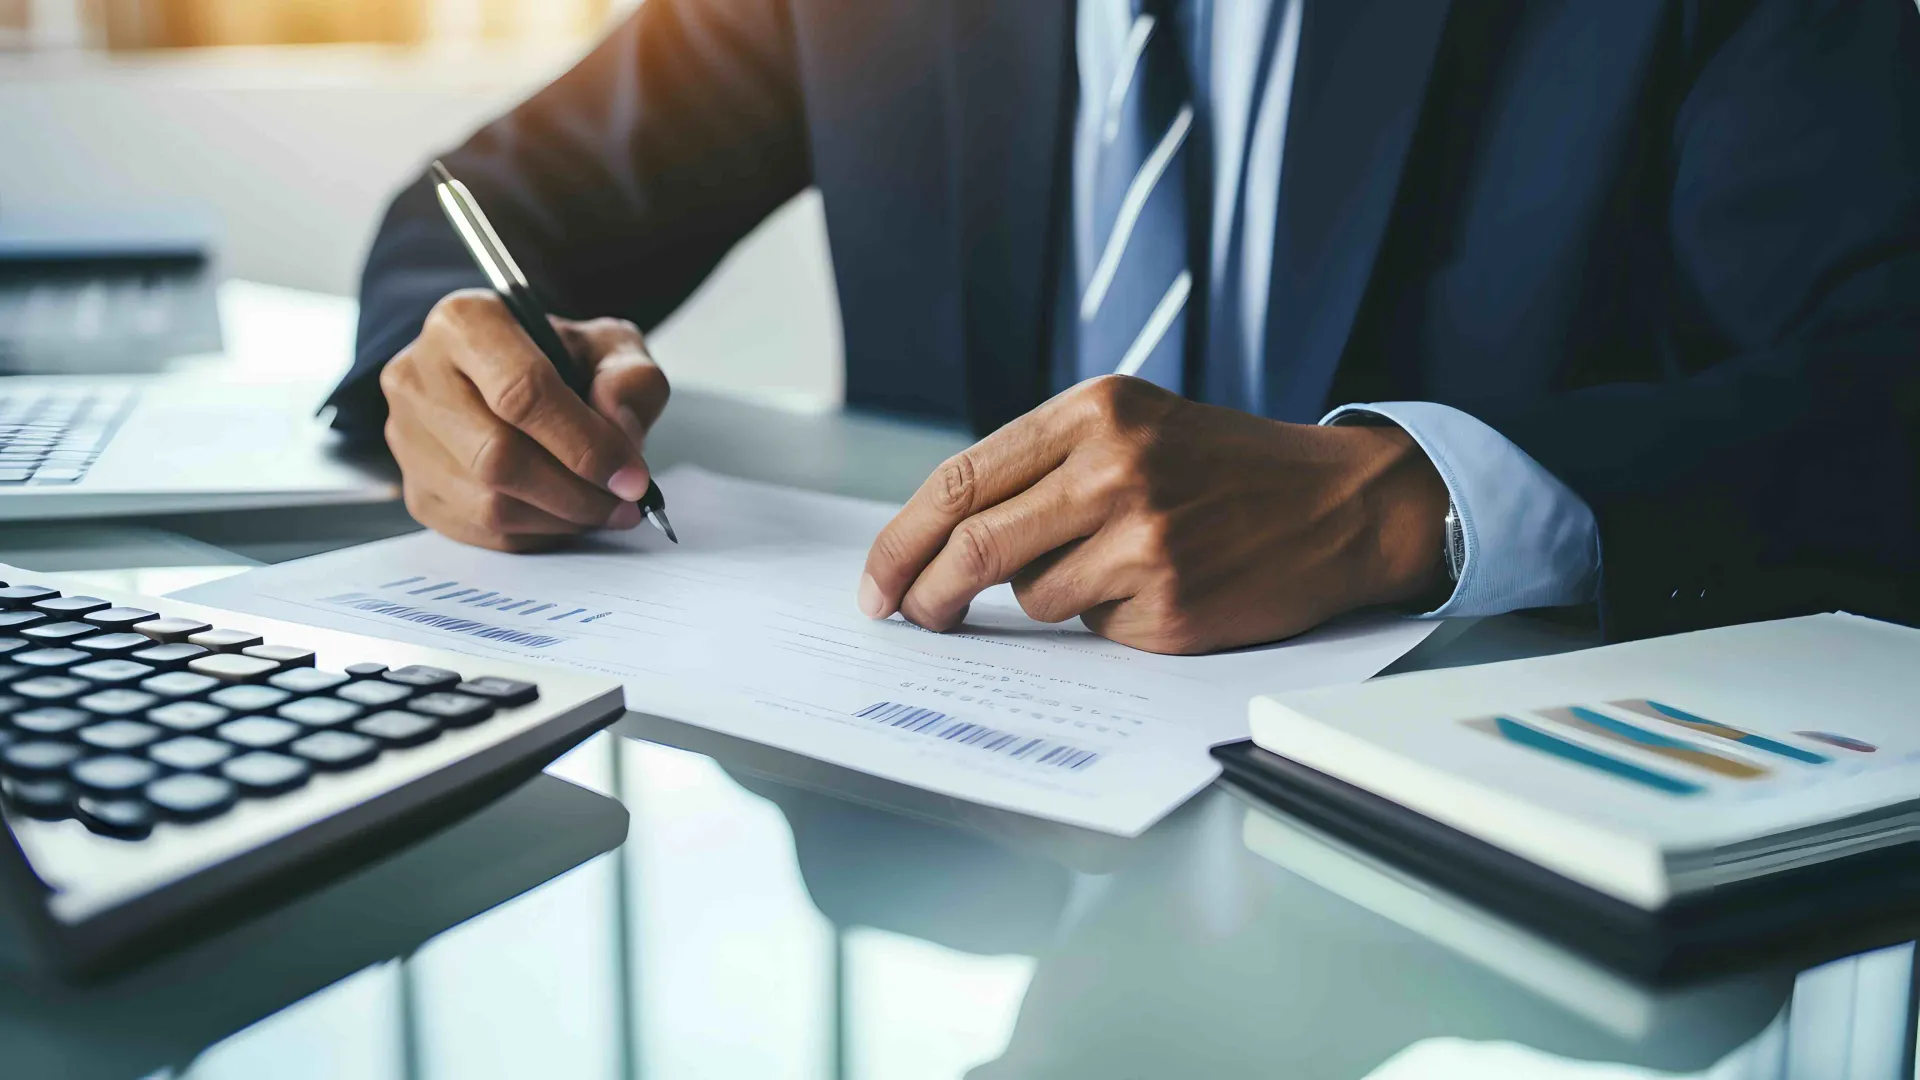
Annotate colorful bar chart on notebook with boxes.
[1537,706,1768,780]
[1463,716,1704,796]
[1608,699,1830,764]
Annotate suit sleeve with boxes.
[1480,0,1920,640]
[327,0,812,438]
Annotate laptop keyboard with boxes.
[0,580,543,840]
[0,388,137,485]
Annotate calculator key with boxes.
[221,751,310,795]
[0,470,31,484]
[0,695,25,720]
[355,709,440,747]
[22,621,102,644]
[149,735,235,772]
[76,796,155,839]
[32,595,107,618]
[1,740,83,777]
[0,636,31,656]
[455,677,539,707]
[337,679,412,709]
[270,668,348,695]
[77,719,163,752]
[208,684,290,713]
[14,648,87,670]
[147,701,230,733]
[145,772,237,820]
[384,665,462,691]
[345,663,387,680]
[141,671,219,699]
[405,692,493,727]
[132,642,209,669]
[188,628,263,653]
[188,653,280,683]
[135,617,211,644]
[0,585,58,609]
[217,716,302,750]
[0,612,48,631]
[3,777,74,819]
[0,663,25,684]
[12,707,89,736]
[290,730,379,771]
[73,632,153,657]
[83,606,158,631]
[70,754,160,795]
[277,697,363,729]
[69,659,154,686]
[76,689,160,718]
[13,676,90,703]
[243,644,314,668]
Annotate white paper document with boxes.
[177,467,1435,834]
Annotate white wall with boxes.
[0,43,844,407]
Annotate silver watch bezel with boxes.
[1443,502,1465,583]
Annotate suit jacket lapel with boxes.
[950,0,1074,434]
[1262,0,1452,422]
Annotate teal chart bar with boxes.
[1467,715,1705,796]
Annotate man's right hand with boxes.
[379,289,671,552]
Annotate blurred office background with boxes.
[0,0,846,409]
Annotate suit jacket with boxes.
[334,0,1920,641]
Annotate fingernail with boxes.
[608,465,650,501]
[606,502,643,530]
[615,405,648,456]
[857,574,887,619]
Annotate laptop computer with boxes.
[0,376,396,520]
[0,209,395,519]
[0,561,627,978]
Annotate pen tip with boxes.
[648,508,678,544]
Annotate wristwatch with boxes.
[1443,501,1466,584]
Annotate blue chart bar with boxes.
[1613,699,1831,765]
[382,578,598,625]
[1467,715,1704,796]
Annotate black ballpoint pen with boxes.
[428,160,677,542]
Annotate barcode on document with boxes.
[321,593,567,649]
[855,701,1101,770]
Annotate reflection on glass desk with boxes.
[0,386,1916,1078]
[0,768,627,1080]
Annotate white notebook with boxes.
[1248,613,1920,910]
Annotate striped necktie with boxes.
[1073,0,1199,393]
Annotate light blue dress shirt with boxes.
[1075,0,1600,616]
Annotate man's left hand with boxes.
[857,376,1450,654]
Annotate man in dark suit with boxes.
[333,0,1920,653]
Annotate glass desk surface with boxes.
[0,390,1912,1080]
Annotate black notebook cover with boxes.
[1214,739,1920,981]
